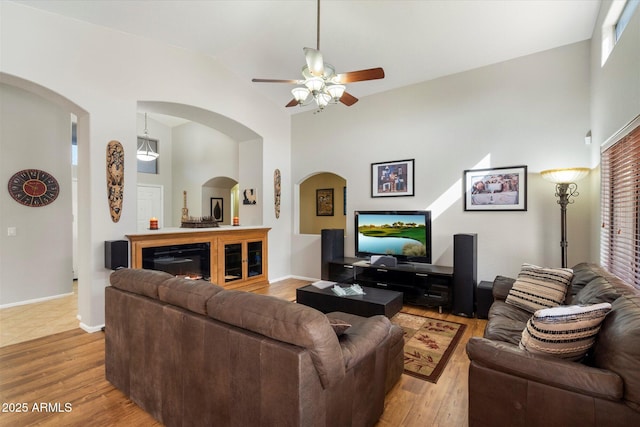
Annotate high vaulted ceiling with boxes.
[17,0,601,114]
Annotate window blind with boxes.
[600,123,640,287]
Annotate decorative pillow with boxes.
[519,302,612,361]
[505,263,573,313]
[328,318,351,336]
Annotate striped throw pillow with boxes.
[520,303,612,361]
[505,263,573,313]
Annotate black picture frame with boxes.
[463,165,527,211]
[371,159,415,197]
[316,188,334,216]
[210,197,223,221]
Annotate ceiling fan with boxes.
[252,0,385,110]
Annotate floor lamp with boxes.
[540,168,590,268]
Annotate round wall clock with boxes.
[7,169,60,207]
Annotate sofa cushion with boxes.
[593,294,640,411]
[492,275,516,301]
[484,301,531,345]
[207,290,346,389]
[571,276,621,305]
[519,303,612,361]
[505,263,573,313]
[109,268,173,298]
[158,278,224,315]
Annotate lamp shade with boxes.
[304,77,324,92]
[137,142,159,161]
[316,92,331,107]
[326,84,346,101]
[291,87,310,103]
[541,167,590,184]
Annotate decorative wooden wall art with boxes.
[106,140,124,222]
[274,169,281,219]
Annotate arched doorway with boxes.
[0,74,88,344]
[202,176,238,226]
[299,172,347,235]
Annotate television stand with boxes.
[327,257,454,312]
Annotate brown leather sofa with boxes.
[466,263,640,426]
[105,268,404,427]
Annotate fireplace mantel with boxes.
[126,226,270,288]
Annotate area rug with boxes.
[391,312,467,383]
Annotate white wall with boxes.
[238,138,264,226]
[0,2,292,328]
[0,84,73,305]
[292,41,593,282]
[589,0,640,262]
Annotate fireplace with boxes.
[142,242,210,280]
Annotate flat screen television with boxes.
[354,210,432,264]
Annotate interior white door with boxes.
[137,184,163,231]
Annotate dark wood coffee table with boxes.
[296,284,403,318]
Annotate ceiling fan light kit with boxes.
[252,0,385,112]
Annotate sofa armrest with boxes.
[336,315,394,370]
[492,275,515,301]
[466,337,623,401]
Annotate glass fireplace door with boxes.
[223,243,243,283]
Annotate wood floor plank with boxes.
[0,278,486,426]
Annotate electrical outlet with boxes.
[7,227,17,236]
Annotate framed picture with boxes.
[464,165,527,211]
[242,188,257,205]
[371,159,414,197]
[316,188,334,216]
[210,197,223,222]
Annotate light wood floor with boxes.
[0,278,486,426]
[0,281,78,347]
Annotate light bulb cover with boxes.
[291,87,310,103]
[315,92,331,107]
[305,77,325,92]
[326,84,346,101]
[541,167,590,184]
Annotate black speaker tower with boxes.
[321,229,344,280]
[105,240,129,270]
[452,233,477,317]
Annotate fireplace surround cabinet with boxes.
[127,226,269,288]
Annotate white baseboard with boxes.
[79,322,104,333]
[0,292,74,310]
[270,274,319,283]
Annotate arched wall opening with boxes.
[0,73,89,330]
[298,171,347,235]
[202,176,238,226]
[137,101,264,228]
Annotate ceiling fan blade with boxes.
[340,92,359,106]
[303,47,325,77]
[252,78,301,84]
[335,67,385,84]
[285,99,299,108]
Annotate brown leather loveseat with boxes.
[466,263,640,426]
[105,268,404,427]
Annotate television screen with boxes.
[355,210,432,264]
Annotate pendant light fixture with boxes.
[137,113,159,161]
